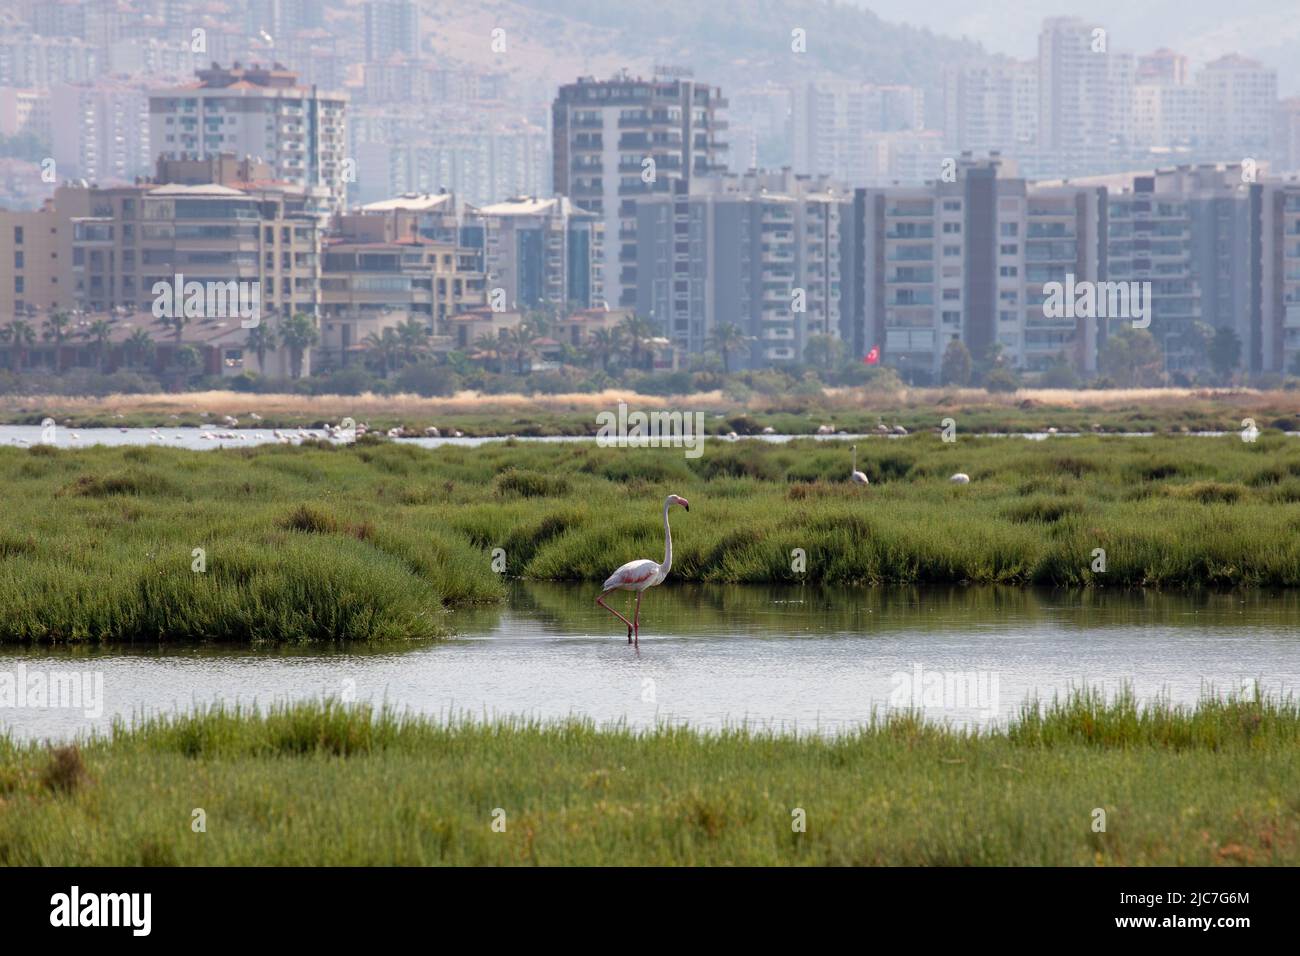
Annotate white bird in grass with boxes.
[596,494,689,646]
[950,472,970,484]
[850,445,870,485]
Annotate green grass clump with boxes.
[0,689,1295,865]
[6,433,1300,643]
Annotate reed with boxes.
[0,689,1294,865]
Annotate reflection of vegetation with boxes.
[513,580,1300,636]
[1,690,1295,864]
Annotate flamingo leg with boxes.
[633,590,643,644]
[596,590,634,641]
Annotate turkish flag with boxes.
[864,346,880,365]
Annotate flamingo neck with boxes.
[662,500,673,576]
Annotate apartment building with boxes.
[0,87,50,141]
[855,155,1106,381]
[792,81,926,185]
[1053,164,1254,372]
[343,192,462,244]
[150,63,349,212]
[552,72,728,309]
[16,158,327,317]
[363,0,419,62]
[635,170,850,365]
[1255,178,1300,374]
[1037,17,1114,175]
[467,196,604,313]
[942,59,1037,156]
[1275,99,1300,175]
[353,121,547,208]
[50,79,152,183]
[1197,55,1277,160]
[0,206,64,318]
[318,233,486,365]
[0,34,98,87]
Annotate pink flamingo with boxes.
[596,494,689,645]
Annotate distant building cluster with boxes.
[2,3,1300,383]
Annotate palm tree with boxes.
[502,321,539,375]
[174,344,200,382]
[618,314,659,370]
[83,319,115,372]
[124,328,156,370]
[246,322,278,375]
[707,322,750,374]
[160,309,188,345]
[585,327,624,373]
[396,317,432,364]
[42,310,72,372]
[5,319,37,370]
[278,312,320,380]
[362,327,403,376]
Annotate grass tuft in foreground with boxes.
[0,689,1296,865]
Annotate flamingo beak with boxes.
[680,497,690,511]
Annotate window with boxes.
[13,251,22,268]
[1000,244,1018,255]
[943,222,961,234]
[1000,223,1018,237]
[943,245,961,257]
[942,201,962,211]
[999,266,1018,277]
[13,226,22,244]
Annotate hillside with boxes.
[423,0,990,110]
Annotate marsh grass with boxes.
[0,689,1295,865]
[5,433,1300,643]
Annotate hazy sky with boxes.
[855,0,1300,82]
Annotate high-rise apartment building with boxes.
[150,63,348,212]
[942,59,1037,156]
[552,73,728,310]
[467,196,603,313]
[1275,99,1300,175]
[0,87,50,141]
[1254,178,1300,373]
[855,155,1106,380]
[0,34,98,87]
[792,80,925,184]
[1197,55,1277,160]
[50,80,152,183]
[363,0,419,62]
[1038,17,1113,173]
[635,170,850,364]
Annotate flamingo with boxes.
[850,445,869,485]
[596,494,689,645]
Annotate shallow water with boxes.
[2,583,1297,741]
[0,424,1285,450]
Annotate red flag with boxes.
[864,346,880,365]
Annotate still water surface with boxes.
[2,583,1297,741]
